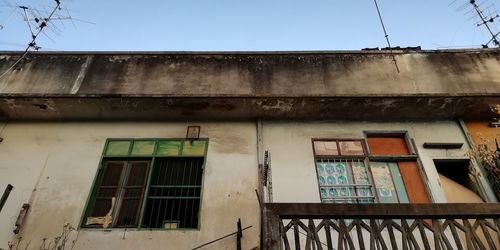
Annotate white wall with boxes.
[262,120,495,203]
[0,122,260,250]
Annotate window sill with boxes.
[78,227,201,232]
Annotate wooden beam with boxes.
[264,203,500,219]
[263,206,281,250]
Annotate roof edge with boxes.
[0,48,499,56]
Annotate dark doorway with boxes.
[434,159,482,200]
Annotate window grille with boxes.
[142,157,203,229]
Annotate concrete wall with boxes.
[262,120,496,203]
[0,50,499,121]
[1,119,498,249]
[0,122,260,250]
[1,51,500,96]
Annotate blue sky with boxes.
[0,0,498,51]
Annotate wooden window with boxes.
[367,134,411,156]
[370,161,410,203]
[82,139,208,229]
[314,133,431,204]
[86,161,149,228]
[366,133,430,204]
[115,161,149,227]
[87,161,125,223]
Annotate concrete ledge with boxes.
[0,95,497,121]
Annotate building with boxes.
[0,49,499,249]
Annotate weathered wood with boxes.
[416,219,431,250]
[280,220,291,250]
[478,220,496,250]
[494,219,500,249]
[384,220,398,250]
[339,220,355,250]
[446,220,464,250]
[263,206,281,250]
[293,220,301,250]
[264,203,500,219]
[263,203,500,250]
[354,219,366,250]
[322,220,334,250]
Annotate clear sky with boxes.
[0,0,498,51]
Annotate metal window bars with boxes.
[141,157,203,229]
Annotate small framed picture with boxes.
[186,126,200,139]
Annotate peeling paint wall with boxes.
[262,120,495,203]
[0,122,260,250]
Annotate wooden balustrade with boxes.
[263,203,500,250]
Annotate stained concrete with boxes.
[0,50,499,120]
[0,122,260,250]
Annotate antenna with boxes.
[0,0,94,80]
[470,0,500,47]
[451,0,500,48]
[0,0,61,80]
[372,0,400,73]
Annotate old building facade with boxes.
[0,50,500,249]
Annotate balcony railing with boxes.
[263,203,500,250]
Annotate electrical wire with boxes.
[373,0,400,73]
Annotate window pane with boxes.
[126,162,149,186]
[101,162,124,186]
[116,199,141,227]
[124,188,143,198]
[370,162,399,203]
[314,141,339,156]
[87,161,125,225]
[116,161,150,227]
[90,199,113,217]
[339,141,364,156]
[182,141,206,156]
[398,161,431,203]
[156,141,182,156]
[316,160,375,204]
[367,136,410,155]
[131,141,156,156]
[351,161,373,201]
[97,188,117,197]
[388,162,410,203]
[106,141,131,156]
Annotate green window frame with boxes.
[81,138,209,230]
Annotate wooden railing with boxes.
[263,203,500,250]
